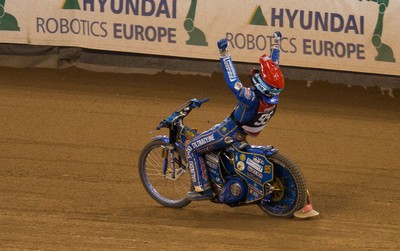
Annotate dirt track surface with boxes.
[1,66,399,250]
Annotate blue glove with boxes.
[191,98,201,108]
[272,31,282,46]
[274,31,282,40]
[217,38,228,52]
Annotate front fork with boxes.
[161,144,177,179]
[161,143,186,181]
[161,144,176,179]
[157,125,185,181]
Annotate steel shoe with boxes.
[186,189,213,201]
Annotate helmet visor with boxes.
[254,74,282,95]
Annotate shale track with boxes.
[1,66,399,250]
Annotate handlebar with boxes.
[156,98,209,130]
[198,98,209,106]
[156,121,167,130]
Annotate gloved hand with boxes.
[273,31,282,45]
[217,38,228,52]
[274,31,282,40]
[191,98,202,108]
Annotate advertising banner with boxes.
[0,0,399,76]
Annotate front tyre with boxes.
[257,153,307,218]
[138,139,192,208]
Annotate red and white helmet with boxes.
[251,54,284,96]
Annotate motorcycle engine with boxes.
[218,176,247,204]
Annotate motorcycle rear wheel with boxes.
[138,139,192,208]
[257,152,307,218]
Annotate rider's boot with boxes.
[186,189,213,201]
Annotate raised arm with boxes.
[217,38,243,96]
[270,31,282,66]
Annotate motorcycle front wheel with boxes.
[138,139,192,208]
[257,152,307,218]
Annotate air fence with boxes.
[0,0,399,90]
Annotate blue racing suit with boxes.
[187,48,281,192]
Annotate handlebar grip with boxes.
[199,98,209,104]
[156,120,167,130]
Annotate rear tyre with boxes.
[257,153,307,218]
[138,139,192,208]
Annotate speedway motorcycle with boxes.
[138,98,319,218]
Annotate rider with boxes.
[186,31,285,200]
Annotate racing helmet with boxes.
[250,54,284,96]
